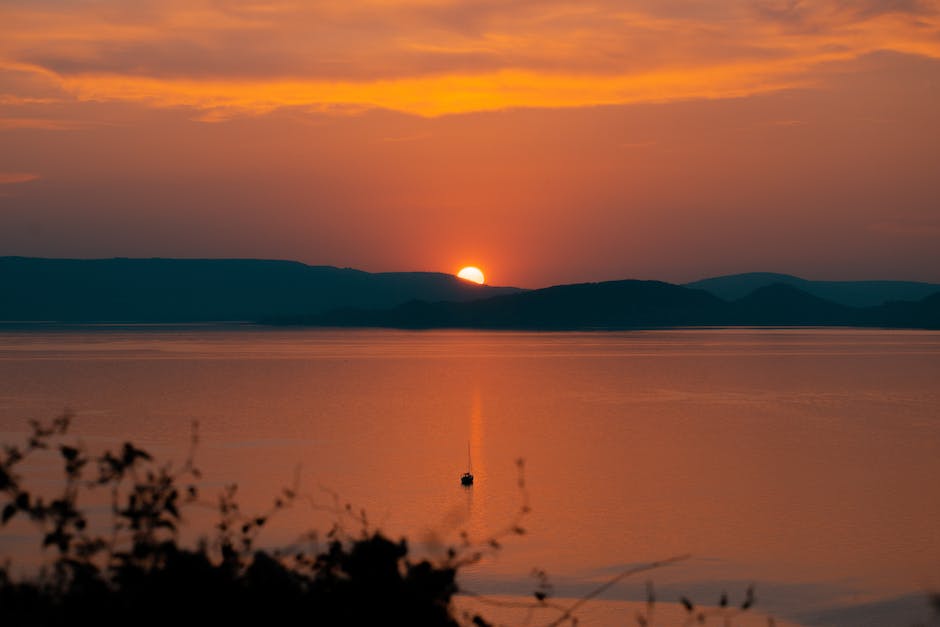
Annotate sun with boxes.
[457,266,485,285]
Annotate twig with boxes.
[544,554,691,627]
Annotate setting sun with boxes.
[457,266,485,285]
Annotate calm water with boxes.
[1,327,938,626]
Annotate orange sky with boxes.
[1,0,939,287]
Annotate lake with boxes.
[1,327,938,626]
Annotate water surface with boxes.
[1,327,938,625]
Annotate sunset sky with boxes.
[1,0,938,287]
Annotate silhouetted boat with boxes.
[460,443,474,486]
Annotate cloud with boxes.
[0,0,938,116]
[0,172,39,184]
[0,117,92,130]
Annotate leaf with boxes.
[121,442,152,466]
[59,445,79,461]
[44,531,71,551]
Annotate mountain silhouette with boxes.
[0,257,520,323]
[869,292,940,329]
[3,258,937,329]
[287,280,732,329]
[280,281,939,330]
[685,272,940,307]
[730,283,857,325]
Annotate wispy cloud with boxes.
[0,172,40,185]
[0,117,91,130]
[0,0,938,116]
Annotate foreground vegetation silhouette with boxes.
[6,413,934,626]
[0,413,483,626]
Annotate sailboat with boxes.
[460,442,474,486]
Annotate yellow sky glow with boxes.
[1,0,938,285]
[2,1,939,118]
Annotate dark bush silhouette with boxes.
[12,413,933,626]
[0,413,486,627]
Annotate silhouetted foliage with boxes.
[13,413,931,626]
[0,413,474,627]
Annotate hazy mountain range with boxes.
[0,257,519,322]
[1,258,937,329]
[287,280,940,330]
[684,272,940,307]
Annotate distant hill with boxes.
[685,272,940,307]
[871,291,940,329]
[0,257,521,322]
[286,280,732,329]
[278,280,940,330]
[730,283,858,325]
[4,259,937,329]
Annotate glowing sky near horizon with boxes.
[1,0,939,287]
